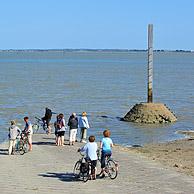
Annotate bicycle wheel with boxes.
[73,161,81,178]
[32,124,39,133]
[96,159,102,176]
[24,142,28,153]
[19,141,25,155]
[81,163,90,182]
[107,159,118,179]
[81,171,89,182]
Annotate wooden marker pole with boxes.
[147,24,153,103]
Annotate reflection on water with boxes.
[0,51,194,145]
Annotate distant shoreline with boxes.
[0,49,193,53]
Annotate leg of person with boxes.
[72,129,77,145]
[69,129,73,145]
[8,139,14,155]
[46,119,51,134]
[61,131,65,146]
[57,135,61,146]
[80,128,84,142]
[12,139,16,153]
[82,128,87,142]
[55,131,58,145]
[28,134,33,151]
[91,160,97,180]
[100,151,106,178]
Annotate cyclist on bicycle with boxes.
[78,135,98,180]
[100,129,113,178]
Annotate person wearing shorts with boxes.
[23,116,33,151]
[56,113,66,146]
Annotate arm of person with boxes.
[110,139,114,148]
[84,117,90,129]
[100,141,103,149]
[79,144,87,153]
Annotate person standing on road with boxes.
[79,112,90,143]
[23,117,33,151]
[56,113,66,146]
[8,120,21,155]
[68,113,78,145]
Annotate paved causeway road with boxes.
[1,134,194,194]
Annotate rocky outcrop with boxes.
[123,103,177,124]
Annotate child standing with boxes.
[100,129,113,178]
[78,135,98,180]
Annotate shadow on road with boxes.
[33,141,56,146]
[39,172,79,182]
[0,148,8,155]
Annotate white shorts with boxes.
[28,134,32,144]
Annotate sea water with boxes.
[0,50,194,146]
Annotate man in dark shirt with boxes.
[42,107,52,134]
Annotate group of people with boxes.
[78,129,113,180]
[8,116,33,155]
[8,109,90,153]
[7,109,114,180]
[54,111,90,146]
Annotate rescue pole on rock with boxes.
[147,24,153,103]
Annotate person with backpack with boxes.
[56,113,66,146]
[68,113,78,146]
[78,135,98,180]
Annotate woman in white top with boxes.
[8,120,21,155]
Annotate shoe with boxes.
[81,140,87,143]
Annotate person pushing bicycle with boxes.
[78,135,98,180]
[42,107,53,134]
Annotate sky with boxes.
[0,0,193,50]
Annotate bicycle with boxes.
[32,116,48,133]
[73,152,99,182]
[97,151,118,180]
[12,132,29,155]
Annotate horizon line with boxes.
[0,48,193,52]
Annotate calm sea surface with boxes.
[0,51,194,146]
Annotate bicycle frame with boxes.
[32,117,48,133]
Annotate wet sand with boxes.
[132,137,194,177]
